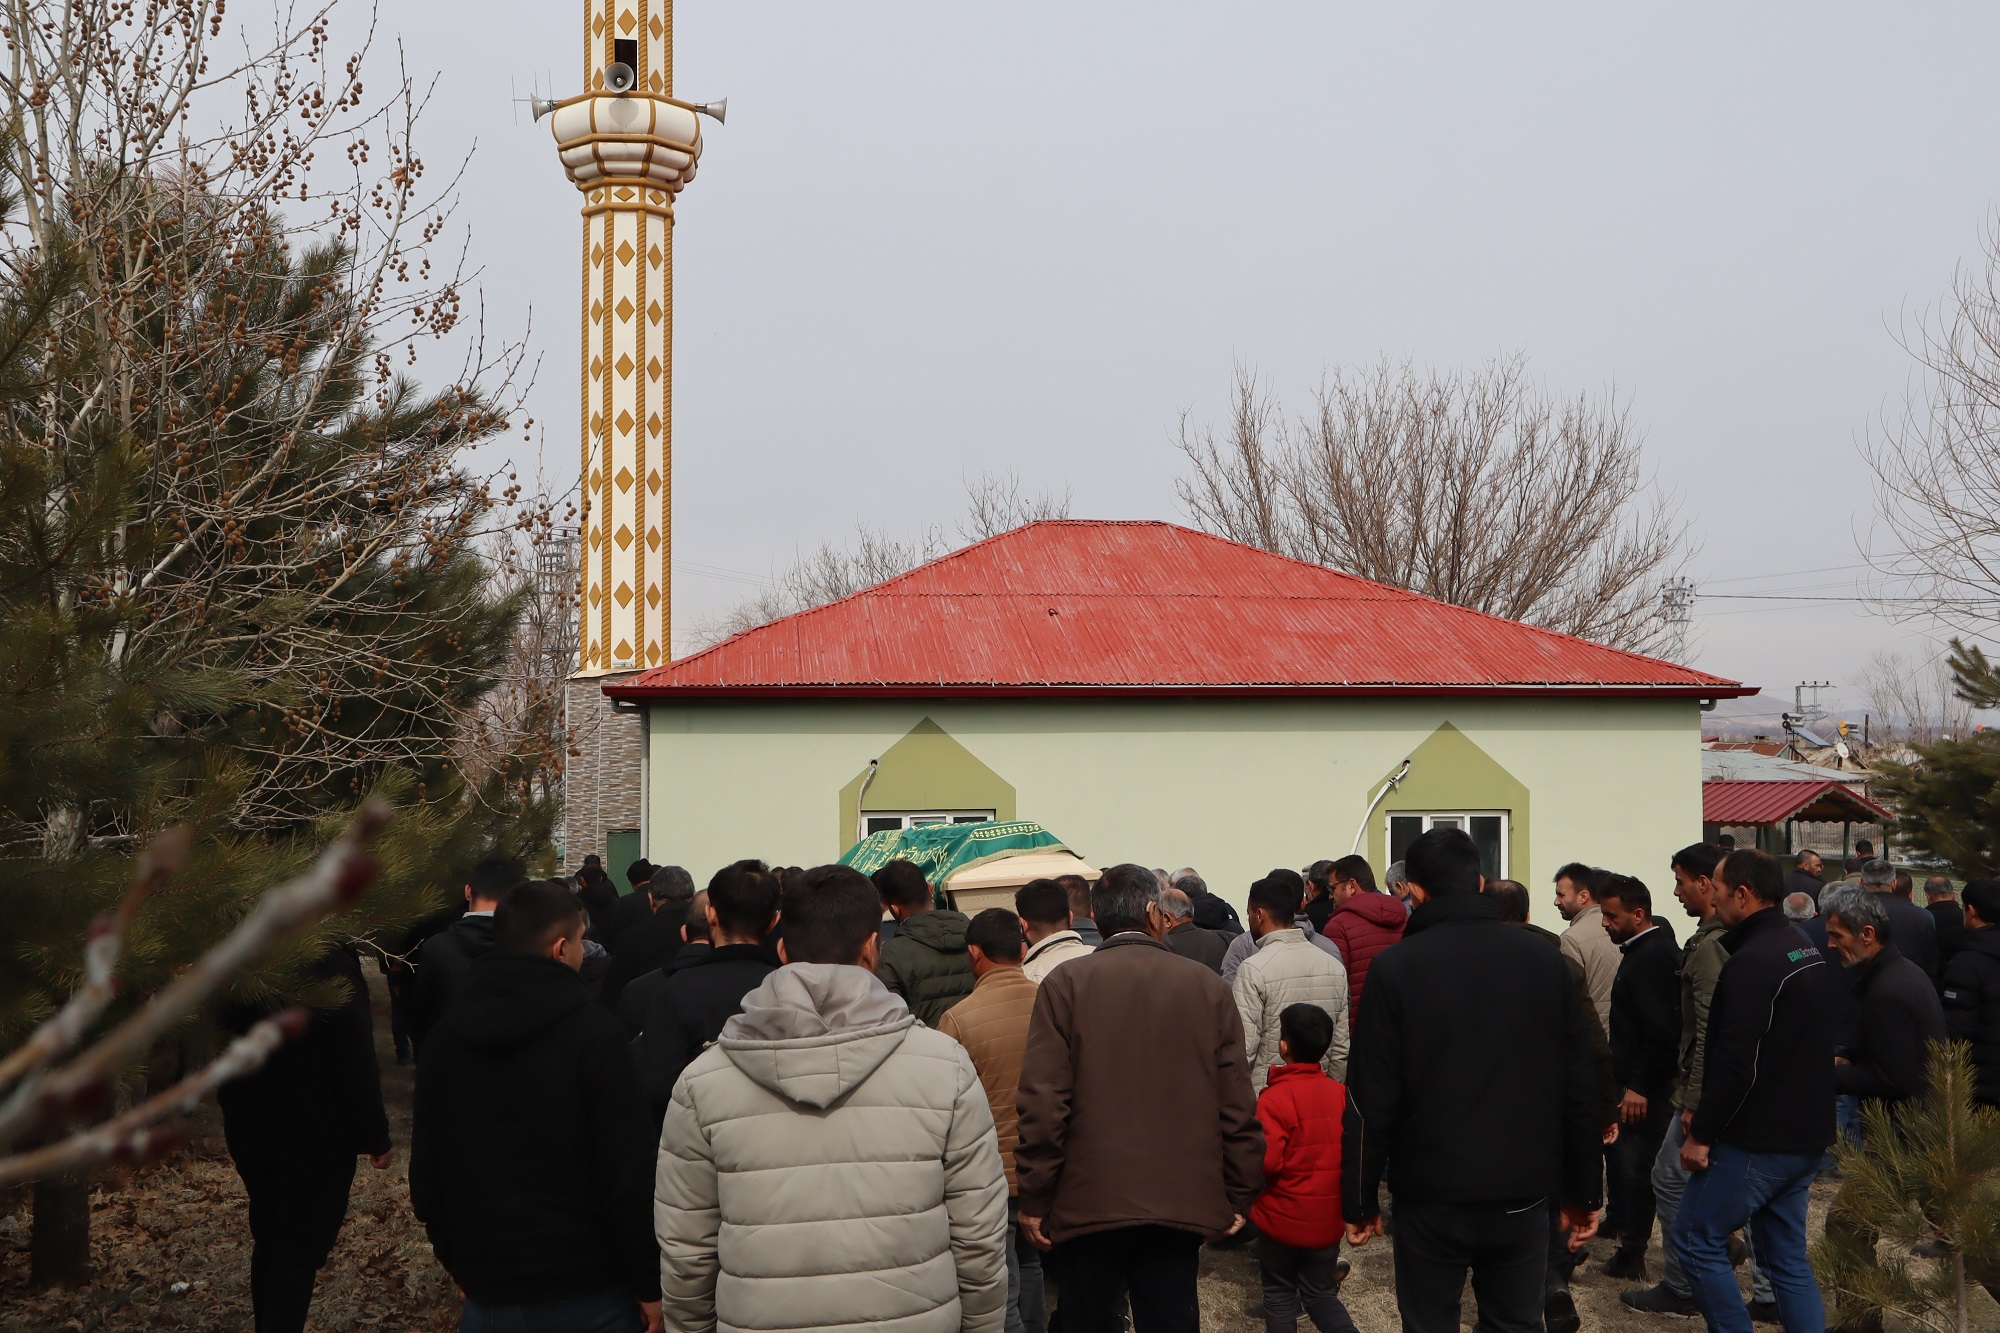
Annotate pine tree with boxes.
[1810,1042,2000,1333]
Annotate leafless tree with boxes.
[1865,215,2000,641]
[1858,649,1977,746]
[1,0,551,839]
[688,472,1071,647]
[1175,358,1691,655]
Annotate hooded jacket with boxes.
[1836,943,1947,1106]
[656,964,1008,1333]
[1251,1062,1346,1250]
[410,954,659,1307]
[1234,928,1351,1089]
[1688,907,1835,1153]
[411,911,495,1048]
[1341,892,1602,1221]
[877,908,977,1025]
[1944,926,2000,1106]
[1322,891,1407,1020]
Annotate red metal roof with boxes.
[1702,780,1892,827]
[612,521,1754,700]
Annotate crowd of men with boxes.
[210,831,2000,1333]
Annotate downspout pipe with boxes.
[854,759,879,848]
[1352,758,1413,856]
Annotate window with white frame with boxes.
[862,810,996,837]
[1388,812,1509,882]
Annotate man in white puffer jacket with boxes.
[656,864,1009,1333]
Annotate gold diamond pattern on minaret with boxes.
[549,0,702,676]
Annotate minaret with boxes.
[544,0,718,868]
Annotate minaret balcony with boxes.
[550,93,703,196]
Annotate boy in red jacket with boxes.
[1252,1003,1357,1333]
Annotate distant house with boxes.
[607,521,1754,918]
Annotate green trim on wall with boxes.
[1365,722,1530,880]
[836,718,1017,854]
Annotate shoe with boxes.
[1621,1284,1701,1317]
[1747,1300,1780,1325]
[1545,1289,1582,1333]
[1333,1258,1351,1292]
[1727,1233,1748,1269]
[1604,1250,1648,1280]
[1243,1298,1264,1317]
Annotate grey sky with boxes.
[392,2,2000,720]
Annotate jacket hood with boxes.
[1337,891,1408,929]
[449,955,591,1056]
[718,964,916,1108]
[893,908,970,953]
[450,912,497,945]
[1265,1060,1331,1089]
[1405,891,1502,936]
[1963,925,2000,963]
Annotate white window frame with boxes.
[1387,810,1510,877]
[862,810,996,836]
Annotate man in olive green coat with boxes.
[873,859,975,1027]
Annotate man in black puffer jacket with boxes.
[411,881,661,1332]
[1944,879,2000,1109]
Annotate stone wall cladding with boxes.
[562,675,644,872]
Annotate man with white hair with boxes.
[1821,885,1946,1110]
[1159,887,1227,973]
[1171,867,1242,936]
[1860,859,1941,985]
[1782,892,1817,922]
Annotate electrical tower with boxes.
[1661,577,1695,661]
[1794,680,1832,724]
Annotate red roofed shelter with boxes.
[606,522,1754,919]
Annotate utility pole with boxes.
[1794,680,1832,725]
[1661,577,1695,661]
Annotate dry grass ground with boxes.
[4,970,1996,1331]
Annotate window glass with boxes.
[1387,811,1510,880]
[1389,815,1423,864]
[1470,815,1504,882]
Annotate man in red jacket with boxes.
[1252,1003,1356,1333]
[1320,856,1407,1024]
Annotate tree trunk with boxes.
[29,1172,92,1285]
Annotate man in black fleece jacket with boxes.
[1596,876,1680,1283]
[1676,850,1833,1333]
[412,881,662,1333]
[410,856,523,1050]
[1944,879,2000,1107]
[1342,829,1602,1333]
[1821,885,1946,1108]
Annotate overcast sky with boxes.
[383,2,2000,724]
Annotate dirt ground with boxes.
[4,970,1995,1331]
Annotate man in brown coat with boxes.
[1016,864,1264,1333]
[939,909,1045,1333]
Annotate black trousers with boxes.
[1054,1224,1201,1333]
[1392,1199,1547,1333]
[1256,1236,1357,1333]
[228,1141,358,1333]
[1616,1103,1672,1256]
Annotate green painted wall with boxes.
[643,696,1704,930]
[1365,723,1531,878]
[835,717,1017,848]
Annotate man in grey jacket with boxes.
[656,864,1009,1333]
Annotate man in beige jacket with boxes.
[1555,863,1620,1031]
[655,865,1008,1333]
[940,909,1045,1333]
[1232,873,1350,1090]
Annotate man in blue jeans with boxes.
[1674,849,1834,1333]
